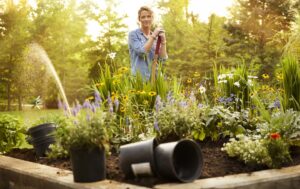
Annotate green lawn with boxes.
[0,109,64,128]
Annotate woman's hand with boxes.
[151,27,164,38]
[159,31,166,43]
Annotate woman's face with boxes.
[139,10,153,29]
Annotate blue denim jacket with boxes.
[128,28,166,80]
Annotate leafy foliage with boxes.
[281,55,300,111]
[0,114,25,153]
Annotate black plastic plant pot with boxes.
[27,123,56,139]
[70,146,106,182]
[27,123,56,157]
[154,139,203,182]
[32,136,56,157]
[119,138,158,178]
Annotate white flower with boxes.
[108,52,116,60]
[138,133,146,140]
[199,85,206,94]
[218,80,227,84]
[248,75,258,79]
[248,79,253,86]
[234,81,240,87]
[218,74,226,80]
[227,74,233,79]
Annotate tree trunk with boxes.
[18,93,22,111]
[7,81,11,111]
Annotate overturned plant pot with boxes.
[70,146,106,182]
[119,138,158,178]
[27,123,56,157]
[155,139,203,182]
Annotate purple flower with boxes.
[114,98,119,111]
[76,102,82,110]
[91,103,96,113]
[94,90,102,104]
[198,103,204,108]
[154,119,159,132]
[225,97,233,103]
[155,95,162,112]
[178,101,187,108]
[83,100,92,109]
[71,107,78,116]
[167,91,173,103]
[218,97,225,103]
[109,103,113,113]
[107,93,112,104]
[274,100,281,109]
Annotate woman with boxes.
[128,6,168,81]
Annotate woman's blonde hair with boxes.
[138,6,153,21]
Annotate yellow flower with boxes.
[113,74,122,79]
[262,74,269,79]
[95,82,105,87]
[250,92,256,98]
[120,106,126,112]
[112,79,120,85]
[187,78,192,83]
[148,91,157,96]
[261,85,269,91]
[193,72,200,77]
[111,95,118,102]
[118,67,129,73]
[276,73,283,80]
[140,91,146,95]
[122,95,129,101]
[143,100,149,105]
[85,96,94,101]
[129,90,136,94]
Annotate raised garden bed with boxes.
[4,139,300,188]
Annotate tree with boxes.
[0,0,32,110]
[85,0,128,80]
[158,0,228,78]
[31,0,91,106]
[224,0,296,76]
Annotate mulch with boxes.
[4,139,300,187]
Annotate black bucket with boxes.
[154,139,203,182]
[119,138,158,178]
[70,146,106,182]
[27,123,56,157]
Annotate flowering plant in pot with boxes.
[56,93,117,183]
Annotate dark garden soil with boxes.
[4,140,300,188]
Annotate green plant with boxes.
[222,133,291,168]
[151,94,201,142]
[193,106,250,141]
[281,55,300,111]
[258,110,300,146]
[214,64,255,110]
[0,114,25,153]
